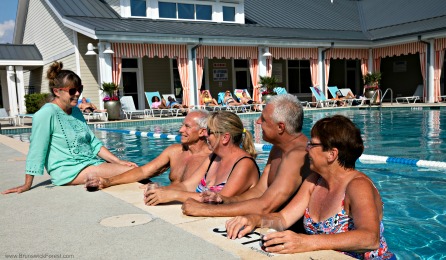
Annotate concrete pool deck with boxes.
[1,102,445,259]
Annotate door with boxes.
[121,71,139,108]
[235,70,252,93]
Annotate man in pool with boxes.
[182,95,311,227]
[95,110,211,189]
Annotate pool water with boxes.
[7,108,446,259]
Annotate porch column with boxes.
[98,42,113,109]
[428,39,435,103]
[368,49,373,73]
[318,48,324,89]
[15,66,26,114]
[6,66,18,116]
[258,48,268,77]
[188,45,197,106]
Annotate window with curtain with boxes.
[131,0,147,16]
[223,6,235,22]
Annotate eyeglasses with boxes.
[306,141,323,149]
[207,128,222,136]
[58,85,83,95]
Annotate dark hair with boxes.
[311,115,364,169]
[46,61,81,97]
[152,96,160,102]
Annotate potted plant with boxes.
[259,76,279,102]
[363,72,382,104]
[100,82,121,120]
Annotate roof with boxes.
[0,44,42,61]
[41,0,446,46]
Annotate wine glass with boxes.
[258,216,284,251]
[144,182,160,198]
[85,172,99,192]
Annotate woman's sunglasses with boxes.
[58,85,83,95]
[207,128,222,136]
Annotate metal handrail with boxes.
[369,89,383,107]
[381,88,393,105]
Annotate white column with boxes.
[0,70,10,111]
[368,49,373,73]
[6,66,18,116]
[15,66,26,114]
[187,45,198,106]
[428,39,435,103]
[97,42,114,109]
[258,48,267,77]
[318,48,324,88]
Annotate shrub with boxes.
[25,93,51,113]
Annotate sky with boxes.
[0,0,19,43]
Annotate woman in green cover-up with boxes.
[2,62,137,194]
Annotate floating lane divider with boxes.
[96,128,446,169]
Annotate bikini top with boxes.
[196,154,260,193]
[202,97,212,103]
[225,96,235,104]
[303,177,394,260]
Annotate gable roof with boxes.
[37,0,446,46]
[0,44,43,67]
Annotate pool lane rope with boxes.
[96,128,446,169]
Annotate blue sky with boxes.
[0,0,19,43]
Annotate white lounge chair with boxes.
[145,92,174,117]
[395,84,422,104]
[233,89,258,112]
[120,96,147,119]
[0,108,16,126]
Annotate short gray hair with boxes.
[190,109,209,129]
[268,94,304,134]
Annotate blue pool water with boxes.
[7,108,446,259]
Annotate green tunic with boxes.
[25,103,104,185]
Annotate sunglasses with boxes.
[58,85,83,95]
[306,141,323,149]
[207,128,222,136]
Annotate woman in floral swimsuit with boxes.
[225,115,395,259]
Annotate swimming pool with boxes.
[6,108,446,259]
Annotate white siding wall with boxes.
[77,34,100,105]
[23,0,75,61]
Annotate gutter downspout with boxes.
[191,38,202,106]
[418,35,432,103]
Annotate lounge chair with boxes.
[273,87,287,95]
[162,94,187,116]
[145,92,174,117]
[217,92,245,113]
[308,86,337,108]
[233,89,257,111]
[0,108,16,126]
[439,95,446,102]
[395,84,422,104]
[198,90,221,111]
[328,86,365,106]
[17,114,33,126]
[77,98,108,122]
[120,96,147,119]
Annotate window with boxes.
[159,2,176,18]
[196,5,212,20]
[223,6,235,22]
[288,60,311,93]
[159,2,212,20]
[130,0,146,17]
[178,3,194,19]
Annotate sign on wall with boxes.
[272,63,283,82]
[213,69,228,81]
[393,61,407,72]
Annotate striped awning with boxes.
[270,47,318,60]
[326,48,368,60]
[112,43,188,59]
[196,46,258,59]
[435,38,446,51]
[373,42,426,59]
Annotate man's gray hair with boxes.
[268,94,304,134]
[190,109,210,129]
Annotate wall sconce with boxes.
[86,42,114,55]
[262,47,272,57]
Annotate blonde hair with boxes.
[46,61,82,97]
[207,111,257,158]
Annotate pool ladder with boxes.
[369,88,393,107]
